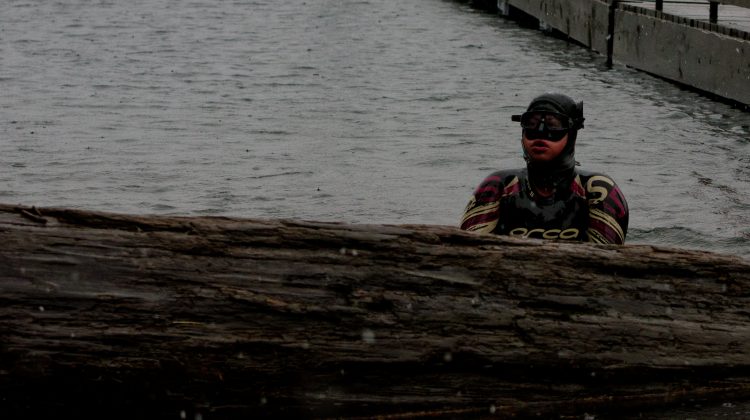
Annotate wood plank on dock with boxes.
[622,0,750,34]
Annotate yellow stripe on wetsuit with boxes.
[461,199,499,234]
[589,208,624,243]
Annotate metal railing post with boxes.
[709,1,719,23]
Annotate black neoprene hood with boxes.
[526,92,585,130]
[519,92,584,191]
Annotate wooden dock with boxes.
[621,0,750,38]
[640,0,750,32]
[484,0,750,107]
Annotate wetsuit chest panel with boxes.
[495,179,588,240]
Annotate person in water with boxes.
[460,92,629,244]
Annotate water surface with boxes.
[1,0,748,257]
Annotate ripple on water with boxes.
[629,226,750,256]
[0,0,748,257]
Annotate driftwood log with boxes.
[1,203,750,419]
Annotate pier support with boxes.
[498,0,510,16]
[607,0,618,67]
[710,1,719,23]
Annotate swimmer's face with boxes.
[522,131,569,162]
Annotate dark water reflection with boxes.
[0,0,748,257]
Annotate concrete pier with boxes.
[481,0,750,107]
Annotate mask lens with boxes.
[520,112,570,131]
[524,128,568,141]
[520,112,569,142]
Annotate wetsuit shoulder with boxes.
[577,170,629,244]
[472,169,522,203]
[460,169,522,233]
[576,170,615,183]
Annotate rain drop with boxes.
[180,410,186,419]
[361,328,376,344]
[489,405,496,414]
[443,352,453,362]
[38,306,45,312]
[260,396,267,405]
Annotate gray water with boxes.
[1,0,749,257]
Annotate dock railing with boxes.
[651,0,750,23]
[619,0,750,39]
[496,0,750,106]
[720,0,750,8]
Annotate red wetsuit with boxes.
[460,168,628,244]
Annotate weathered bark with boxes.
[1,203,750,418]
